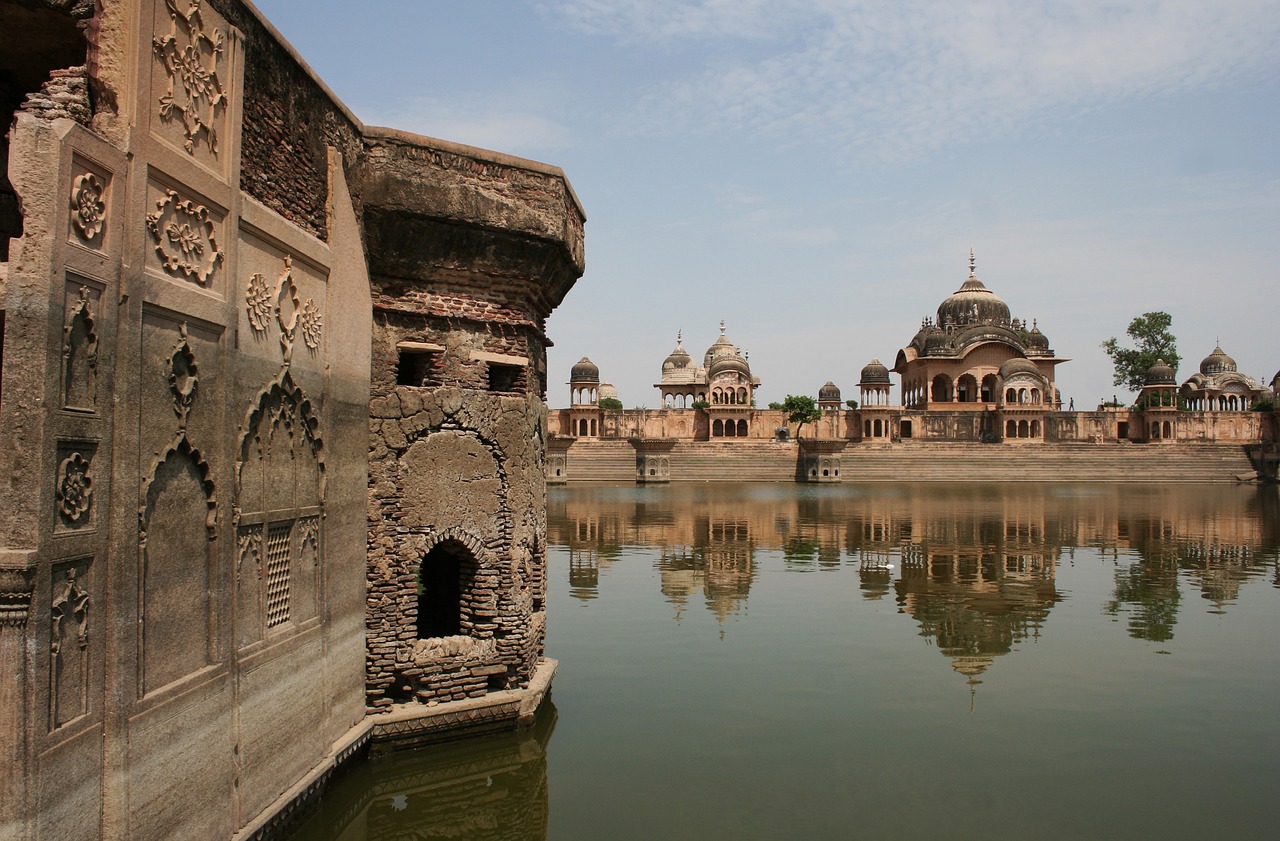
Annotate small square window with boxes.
[488,363,523,394]
[397,349,439,387]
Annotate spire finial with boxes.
[720,319,726,336]
[969,245,976,276]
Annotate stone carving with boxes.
[0,567,36,627]
[167,323,199,429]
[236,525,262,587]
[245,272,272,333]
[140,434,217,545]
[146,189,223,284]
[299,299,323,351]
[152,0,226,155]
[62,286,98,411]
[273,256,300,362]
[50,565,90,727]
[56,452,93,525]
[70,172,106,243]
[264,521,292,628]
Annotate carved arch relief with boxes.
[234,372,324,646]
[139,434,216,695]
[50,560,90,729]
[62,286,98,411]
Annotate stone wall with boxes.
[0,1,583,839]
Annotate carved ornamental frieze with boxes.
[152,0,227,156]
[147,189,223,284]
[0,567,36,628]
[250,257,323,362]
[70,172,107,244]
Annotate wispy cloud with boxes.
[363,94,573,158]
[544,0,1280,158]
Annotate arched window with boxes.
[1031,419,1040,437]
[982,375,998,403]
[418,540,475,639]
[713,419,724,437]
[931,374,952,402]
[1018,419,1029,438]
[1006,420,1016,437]
[957,374,977,403]
[1163,420,1172,438]
[737,419,748,437]
[1151,421,1160,438]
[1031,388,1041,404]
[590,419,597,436]
[738,387,747,404]
[864,419,872,437]
[578,419,587,436]
[1006,388,1016,403]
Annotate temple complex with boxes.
[549,252,1277,482]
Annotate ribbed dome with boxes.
[999,358,1042,380]
[599,382,618,400]
[819,381,842,401]
[1200,346,1237,375]
[708,353,751,379]
[1145,358,1177,385]
[570,356,599,383]
[1026,323,1050,354]
[936,252,1010,328]
[662,333,693,371]
[703,321,739,367]
[860,358,891,384]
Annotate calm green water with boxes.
[291,483,1280,841]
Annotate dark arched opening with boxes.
[418,541,472,639]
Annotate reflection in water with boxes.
[289,706,555,841]
[550,483,1280,679]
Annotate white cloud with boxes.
[545,0,1280,158]
[363,96,572,158]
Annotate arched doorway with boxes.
[418,541,475,639]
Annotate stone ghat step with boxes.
[558,441,1256,483]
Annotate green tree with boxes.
[781,394,822,439]
[1101,312,1180,393]
[691,400,709,410]
[598,396,623,410]
[845,399,858,409]
[767,401,784,410]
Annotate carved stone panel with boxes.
[62,282,101,412]
[150,0,229,167]
[145,186,224,286]
[68,160,110,249]
[55,442,97,533]
[50,558,91,729]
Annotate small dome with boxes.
[663,333,693,371]
[923,327,950,354]
[1026,322,1050,354]
[819,381,842,401]
[999,358,1042,380]
[1200,345,1237,375]
[1145,359,1176,385]
[860,358,891,384]
[703,321,739,367]
[570,356,599,383]
[599,382,618,401]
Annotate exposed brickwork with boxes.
[19,65,90,125]
[206,0,363,241]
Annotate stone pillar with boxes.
[0,556,36,838]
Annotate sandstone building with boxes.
[0,2,583,839]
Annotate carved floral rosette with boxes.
[56,452,93,524]
[152,0,227,155]
[299,299,323,351]
[146,189,223,284]
[70,172,106,242]
[245,272,273,333]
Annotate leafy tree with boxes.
[691,400,709,410]
[845,399,858,409]
[1102,312,1180,393]
[598,396,623,410]
[781,394,822,439]
[767,401,784,410]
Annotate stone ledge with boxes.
[231,657,556,840]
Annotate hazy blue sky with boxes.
[254,0,1279,408]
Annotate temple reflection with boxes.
[549,484,1280,676]
[289,705,555,841]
